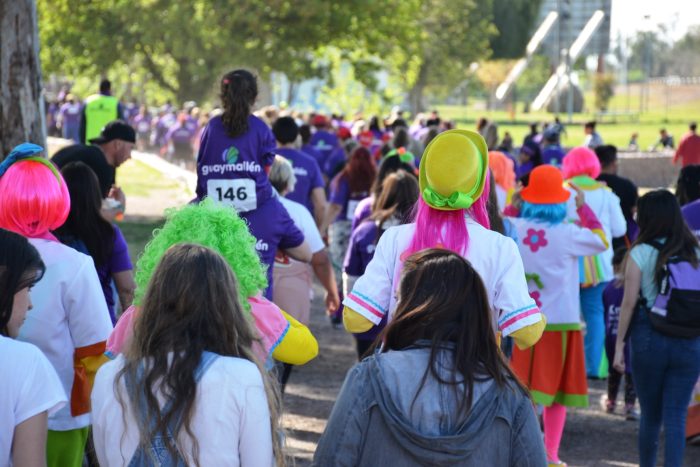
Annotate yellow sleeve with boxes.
[511,314,547,350]
[73,342,109,416]
[271,310,319,365]
[343,306,374,333]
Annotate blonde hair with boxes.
[269,155,296,194]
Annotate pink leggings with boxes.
[543,403,567,463]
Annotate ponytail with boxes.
[220,69,258,137]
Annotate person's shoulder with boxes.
[353,219,378,241]
[30,238,93,266]
[207,355,263,386]
[0,336,46,365]
[248,114,270,131]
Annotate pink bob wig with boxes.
[405,172,491,257]
[0,160,70,238]
[561,146,601,179]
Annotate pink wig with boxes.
[406,175,491,257]
[0,160,70,238]
[561,146,601,179]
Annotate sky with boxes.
[610,0,698,41]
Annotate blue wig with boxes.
[521,201,567,225]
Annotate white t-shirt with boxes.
[0,336,66,465]
[19,239,113,430]
[509,218,607,326]
[344,218,542,337]
[278,195,324,254]
[566,184,626,282]
[91,355,274,467]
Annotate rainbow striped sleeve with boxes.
[498,302,543,337]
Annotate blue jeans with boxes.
[630,310,700,467]
[580,282,608,377]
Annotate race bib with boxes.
[346,200,360,221]
[137,121,151,132]
[207,179,257,213]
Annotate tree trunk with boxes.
[408,63,428,115]
[0,0,45,159]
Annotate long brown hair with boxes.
[220,69,257,137]
[379,249,526,415]
[116,244,282,466]
[632,189,699,284]
[339,146,376,194]
[370,169,418,237]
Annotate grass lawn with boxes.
[119,219,163,265]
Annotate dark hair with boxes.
[338,146,376,194]
[585,121,596,130]
[487,172,505,235]
[691,122,697,132]
[529,123,538,134]
[390,119,408,131]
[54,162,115,266]
[612,246,628,267]
[422,127,439,147]
[595,145,618,168]
[100,79,111,94]
[0,229,45,336]
[633,190,699,285]
[370,154,416,204]
[299,124,312,145]
[370,170,419,238]
[392,127,410,150]
[117,244,281,466]
[272,116,299,144]
[379,249,526,415]
[220,69,258,137]
[369,116,381,132]
[676,165,700,205]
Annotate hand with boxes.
[570,183,585,209]
[613,342,626,373]
[325,289,340,316]
[108,185,126,207]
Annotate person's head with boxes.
[488,151,515,192]
[486,171,505,235]
[520,165,570,225]
[0,229,45,337]
[139,105,148,116]
[119,243,281,465]
[368,115,381,131]
[272,116,299,146]
[312,114,328,129]
[519,140,542,167]
[370,154,416,201]
[341,146,376,193]
[594,144,618,173]
[529,122,538,134]
[54,162,114,266]
[299,124,312,145]
[584,121,596,134]
[422,127,439,147]
[392,127,409,149]
[634,190,699,284]
[477,117,489,132]
[134,199,267,309]
[611,246,628,277]
[219,69,258,137]
[660,128,668,137]
[690,122,697,133]
[676,165,700,206]
[408,130,490,257]
[99,79,111,94]
[90,120,136,168]
[390,119,408,132]
[371,170,419,230]
[562,146,601,179]
[66,93,75,104]
[269,155,296,195]
[380,249,525,415]
[0,143,70,238]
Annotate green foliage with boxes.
[489,0,544,59]
[594,73,615,111]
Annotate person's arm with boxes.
[613,257,642,373]
[12,412,48,467]
[321,203,343,233]
[673,138,685,165]
[284,241,312,263]
[79,106,87,144]
[608,193,627,239]
[311,186,328,228]
[116,102,125,121]
[312,364,370,467]
[113,270,136,311]
[311,250,339,314]
[272,310,319,365]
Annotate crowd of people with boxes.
[3,68,700,467]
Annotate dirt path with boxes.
[282,288,700,467]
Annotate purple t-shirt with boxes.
[185,116,199,133]
[241,197,305,299]
[276,147,324,213]
[343,220,386,341]
[301,144,324,169]
[309,130,339,167]
[603,282,631,373]
[166,123,195,144]
[323,147,347,179]
[329,175,368,222]
[59,102,81,127]
[351,196,373,232]
[542,144,565,167]
[133,114,152,134]
[196,115,277,211]
[682,199,700,239]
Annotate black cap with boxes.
[89,120,136,145]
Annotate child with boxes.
[507,165,608,467]
[92,244,282,466]
[602,247,638,419]
[0,143,113,467]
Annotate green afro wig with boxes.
[133,199,267,311]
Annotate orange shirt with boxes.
[674,132,700,167]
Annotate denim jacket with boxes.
[313,347,546,466]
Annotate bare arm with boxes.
[12,412,48,467]
[613,258,642,373]
[311,250,339,314]
[284,241,312,263]
[310,187,328,228]
[321,203,343,234]
[113,270,136,310]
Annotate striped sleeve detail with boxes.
[590,228,609,249]
[343,291,386,325]
[498,304,543,337]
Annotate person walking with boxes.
[674,122,700,167]
[79,79,124,144]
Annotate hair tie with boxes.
[222,78,230,85]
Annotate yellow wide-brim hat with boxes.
[419,129,488,211]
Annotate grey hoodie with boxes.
[313,347,546,466]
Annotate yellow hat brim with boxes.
[419,129,489,211]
